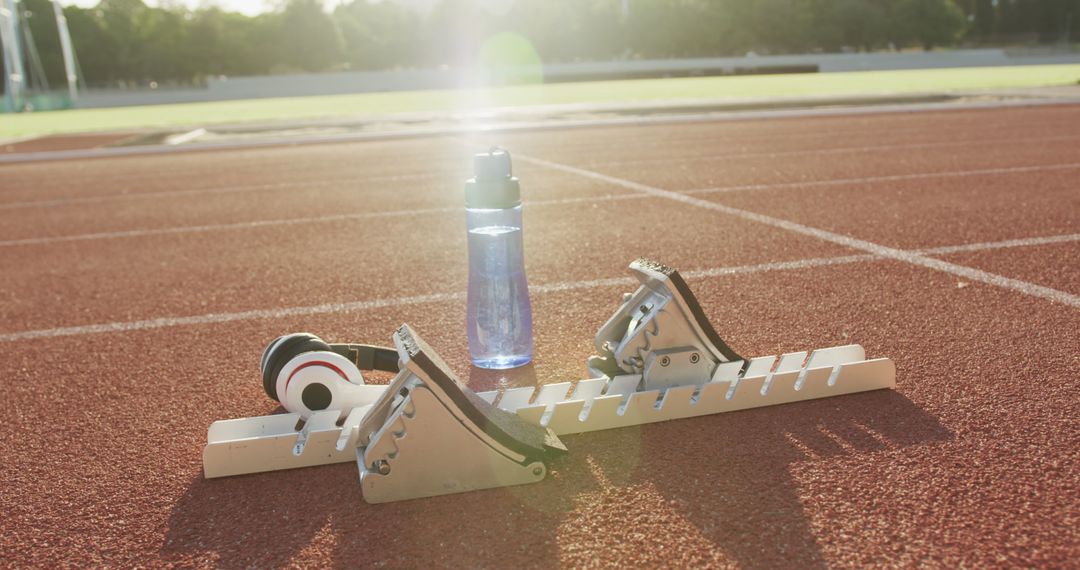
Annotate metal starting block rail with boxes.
[505,345,893,434]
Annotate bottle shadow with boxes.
[161,388,948,567]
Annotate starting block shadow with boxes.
[162,386,948,567]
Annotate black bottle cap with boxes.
[465,147,521,209]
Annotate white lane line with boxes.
[0,172,444,210]
[0,181,299,211]
[3,135,1076,211]
[0,291,465,343]
[165,128,207,146]
[587,133,1080,168]
[529,255,879,295]
[516,154,1080,309]
[0,209,442,247]
[0,234,1073,343]
[0,255,874,343]
[6,160,1079,247]
[683,163,1080,196]
[0,193,648,247]
[683,254,878,278]
[919,233,1080,255]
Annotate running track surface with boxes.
[2,105,1078,568]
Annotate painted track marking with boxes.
[3,130,1078,210]
[515,153,1080,309]
[589,133,1080,168]
[919,233,1080,255]
[4,161,1078,247]
[0,172,443,210]
[684,162,1080,196]
[0,193,645,247]
[0,233,1072,343]
[8,159,1071,212]
[165,128,208,146]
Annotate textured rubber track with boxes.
[1,105,1078,567]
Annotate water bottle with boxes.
[465,148,534,369]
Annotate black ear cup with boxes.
[301,382,334,411]
[261,333,332,402]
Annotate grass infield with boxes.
[2,63,1079,138]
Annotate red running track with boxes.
[1,104,1078,568]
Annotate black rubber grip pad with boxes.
[329,344,400,373]
[396,324,567,463]
[631,258,744,363]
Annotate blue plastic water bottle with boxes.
[465,148,534,369]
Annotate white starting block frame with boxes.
[204,344,893,479]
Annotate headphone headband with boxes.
[329,344,400,374]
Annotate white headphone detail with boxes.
[260,333,397,419]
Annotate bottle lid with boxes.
[465,147,521,209]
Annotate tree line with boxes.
[14,0,1080,89]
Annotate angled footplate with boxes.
[355,325,567,503]
[589,258,747,389]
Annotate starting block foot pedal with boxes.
[355,325,567,503]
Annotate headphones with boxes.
[260,333,401,419]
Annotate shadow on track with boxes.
[160,448,583,567]
[161,380,948,567]
[558,388,951,567]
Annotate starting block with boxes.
[204,258,895,502]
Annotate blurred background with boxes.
[2,0,1079,137]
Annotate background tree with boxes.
[61,5,116,86]
[893,0,968,49]
[20,0,65,86]
[811,0,889,51]
[11,0,1078,90]
[278,0,343,72]
[186,9,261,78]
[971,0,997,40]
[335,0,420,70]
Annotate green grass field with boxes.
[3,64,1079,139]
